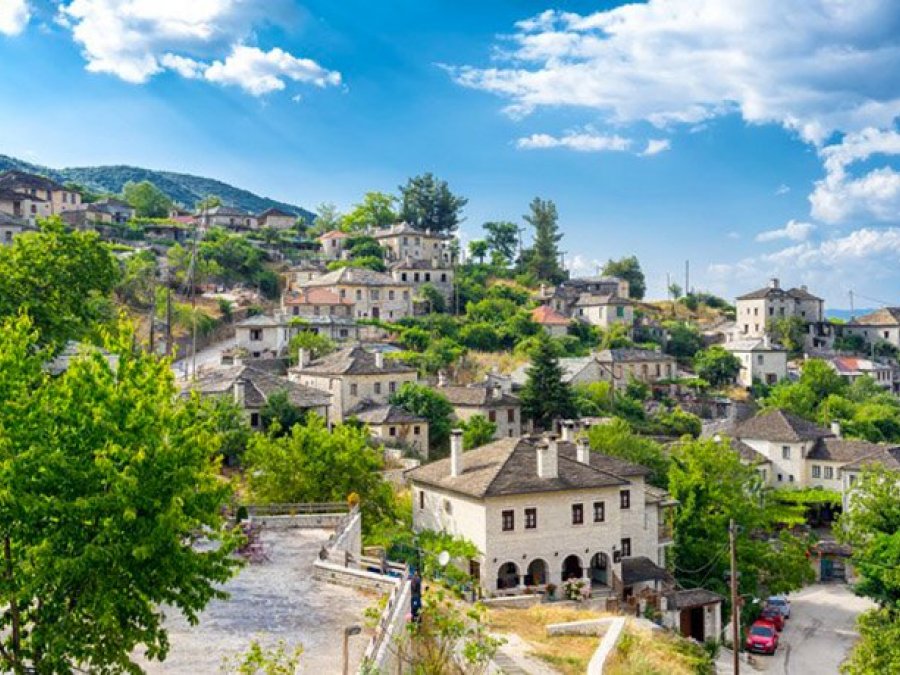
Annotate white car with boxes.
[766,595,791,619]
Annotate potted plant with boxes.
[545,583,557,600]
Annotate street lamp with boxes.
[342,624,362,675]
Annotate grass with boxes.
[486,605,606,675]
[604,621,715,675]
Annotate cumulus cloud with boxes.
[56,0,339,95]
[569,254,602,277]
[640,139,670,157]
[452,1,900,145]
[0,0,30,36]
[516,131,631,153]
[755,219,815,243]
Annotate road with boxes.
[749,583,873,674]
[171,336,235,379]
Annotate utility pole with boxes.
[849,290,855,319]
[730,518,740,675]
[685,260,690,297]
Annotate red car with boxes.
[759,606,785,631]
[745,619,779,654]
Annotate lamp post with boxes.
[342,624,362,675]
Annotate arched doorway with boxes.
[562,554,583,582]
[525,559,548,586]
[496,562,520,590]
[589,552,609,587]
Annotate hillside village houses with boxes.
[298,265,414,325]
[542,276,631,316]
[723,336,789,388]
[0,170,82,216]
[196,205,258,230]
[407,426,676,600]
[62,197,136,228]
[318,230,350,260]
[257,207,297,230]
[371,222,453,264]
[575,293,635,332]
[0,211,35,244]
[437,375,523,439]
[531,304,571,337]
[389,257,455,306]
[734,278,824,339]
[824,355,898,393]
[347,403,430,458]
[843,307,900,351]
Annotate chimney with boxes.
[492,384,503,400]
[762,334,771,349]
[561,420,575,442]
[233,378,246,406]
[438,371,447,387]
[540,283,547,298]
[769,277,780,289]
[375,351,384,369]
[831,421,842,438]
[297,348,310,369]
[576,436,590,464]
[536,435,559,479]
[450,429,463,477]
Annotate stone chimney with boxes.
[375,351,384,369]
[539,283,547,298]
[536,435,559,479]
[233,378,246,406]
[561,420,575,442]
[492,384,503,400]
[450,429,463,477]
[831,421,842,438]
[297,348,310,369]
[576,435,590,464]
[769,278,780,289]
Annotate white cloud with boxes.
[0,0,30,36]
[204,45,340,95]
[516,131,631,153]
[755,219,815,243]
[452,1,900,145]
[640,139,670,157]
[775,184,790,195]
[56,0,340,96]
[569,254,602,277]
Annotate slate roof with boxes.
[300,266,402,288]
[841,446,900,472]
[185,364,330,409]
[531,305,571,326]
[372,222,451,239]
[0,188,45,202]
[806,437,889,463]
[319,230,349,240]
[736,284,822,301]
[45,341,118,376]
[438,384,521,408]
[347,402,426,425]
[733,410,833,443]
[258,207,295,218]
[237,314,283,328]
[296,344,416,376]
[724,339,786,353]
[850,307,900,326]
[829,356,890,374]
[663,588,724,609]
[0,212,29,227]
[621,556,673,586]
[575,293,631,307]
[731,439,771,464]
[406,435,650,499]
[596,348,674,363]
[197,205,251,217]
[0,170,67,193]
[283,287,353,306]
[510,356,597,387]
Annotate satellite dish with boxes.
[437,550,451,568]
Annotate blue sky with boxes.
[0,0,898,305]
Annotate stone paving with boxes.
[139,527,376,674]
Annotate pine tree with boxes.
[524,197,565,283]
[520,332,576,429]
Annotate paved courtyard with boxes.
[139,527,376,674]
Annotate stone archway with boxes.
[589,552,610,587]
[561,554,583,582]
[525,558,549,586]
[496,561,520,590]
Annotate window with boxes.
[388,426,396,436]
[374,382,382,395]
[620,490,631,509]
[413,425,421,435]
[616,306,625,318]
[849,474,857,485]
[502,510,515,531]
[403,291,410,300]
[355,289,362,301]
[425,273,431,282]
[525,508,537,529]
[489,410,497,423]
[401,273,408,282]
[620,538,632,558]
[250,412,260,428]
[340,289,347,299]
[789,474,795,482]
[371,290,380,300]
[782,446,791,459]
[507,408,515,423]
[812,465,821,478]
[777,473,783,482]
[419,490,424,509]
[340,329,348,338]
[249,329,262,341]
[350,383,358,396]
[593,501,605,522]
[571,503,584,525]
[441,273,447,282]
[757,354,764,365]
[444,499,452,514]
[389,381,396,393]
[824,466,834,479]
[388,290,395,300]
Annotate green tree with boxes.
[693,345,742,386]
[205,396,251,467]
[468,239,488,264]
[841,608,900,675]
[259,390,308,436]
[461,414,497,450]
[418,283,447,314]
[221,639,303,674]
[767,316,807,355]
[399,173,468,234]
[0,316,239,673]
[524,197,566,284]
[0,218,119,347]
[663,321,703,360]
[342,191,398,231]
[602,256,646,300]
[116,248,158,308]
[122,180,173,218]
[287,329,336,363]
[587,419,670,488]
[312,202,343,234]
[483,221,519,265]
[390,383,455,453]
[668,282,683,300]
[520,331,576,429]
[346,234,385,260]
[195,195,222,211]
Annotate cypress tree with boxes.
[520,332,576,430]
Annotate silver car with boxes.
[766,595,791,619]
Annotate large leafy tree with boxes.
[0,316,239,673]
[122,180,172,218]
[398,173,468,234]
[342,191,398,231]
[461,414,497,450]
[693,345,742,386]
[587,418,670,489]
[523,197,566,284]
[390,382,455,453]
[468,239,488,264]
[520,331,576,430]
[662,320,703,361]
[483,221,519,265]
[602,255,646,300]
[0,219,118,347]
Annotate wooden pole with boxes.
[730,518,740,675]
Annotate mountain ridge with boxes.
[0,154,313,220]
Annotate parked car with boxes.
[760,606,785,631]
[766,595,791,619]
[746,620,779,654]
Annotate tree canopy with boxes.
[390,382,455,453]
[342,191,398,231]
[398,173,467,234]
[122,180,173,218]
[602,256,646,300]
[483,221,519,265]
[520,331,576,429]
[524,197,566,284]
[461,414,497,450]
[693,345,742,386]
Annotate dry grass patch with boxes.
[605,620,714,675]
[487,605,607,675]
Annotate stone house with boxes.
[511,355,605,390]
[389,258,455,306]
[843,307,900,350]
[574,294,634,331]
[734,278,824,338]
[285,259,328,287]
[407,429,674,598]
[298,266,414,326]
[0,187,52,227]
[0,170,82,216]
[195,205,257,230]
[840,446,900,511]
[347,403,430,458]
[288,344,418,422]
[723,337,788,387]
[236,312,357,358]
[531,304,571,338]
[660,589,724,645]
[732,410,891,490]
[257,207,297,230]
[372,223,453,264]
[543,276,630,316]
[183,364,331,429]
[826,355,897,392]
[595,349,677,390]
[437,380,522,439]
[63,198,136,227]
[318,230,350,260]
[281,287,355,320]
[0,212,35,244]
